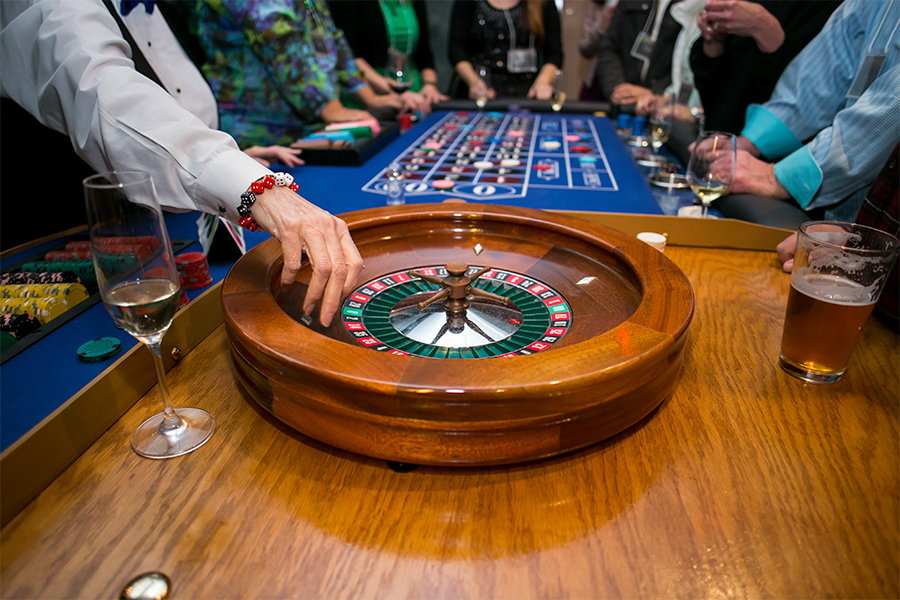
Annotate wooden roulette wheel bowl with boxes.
[222,203,694,466]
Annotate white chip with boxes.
[543,141,561,151]
[500,159,520,167]
[473,161,494,169]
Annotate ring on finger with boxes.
[712,21,720,30]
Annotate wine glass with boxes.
[475,67,491,109]
[550,69,566,112]
[386,48,412,93]
[686,131,736,218]
[649,93,674,156]
[83,171,215,458]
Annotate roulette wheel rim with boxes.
[222,204,694,466]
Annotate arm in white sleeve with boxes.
[0,0,269,223]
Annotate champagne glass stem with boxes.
[145,341,183,431]
[701,203,709,218]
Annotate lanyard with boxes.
[502,6,534,51]
[866,0,899,55]
[303,0,325,33]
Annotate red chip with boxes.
[533,164,552,171]
[571,145,593,154]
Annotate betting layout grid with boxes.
[362,111,620,202]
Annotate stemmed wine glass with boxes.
[386,48,412,93]
[550,69,566,112]
[475,67,491,109]
[686,131,736,218]
[649,93,675,156]
[84,171,215,458]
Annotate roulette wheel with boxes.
[222,204,694,465]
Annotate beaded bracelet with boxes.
[237,172,299,231]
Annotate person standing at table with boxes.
[690,0,840,135]
[577,0,617,101]
[595,0,683,109]
[194,0,401,148]
[0,0,363,326]
[448,0,563,100]
[328,0,447,117]
[719,0,900,226]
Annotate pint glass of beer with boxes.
[780,221,899,383]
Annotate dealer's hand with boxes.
[250,187,364,326]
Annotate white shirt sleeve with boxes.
[0,0,270,223]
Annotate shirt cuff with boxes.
[773,146,822,209]
[191,148,272,222]
[741,104,803,160]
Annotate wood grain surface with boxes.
[2,245,898,599]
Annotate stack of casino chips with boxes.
[0,282,89,325]
[177,273,190,308]
[19,260,96,286]
[0,270,82,286]
[174,252,213,289]
[0,313,41,350]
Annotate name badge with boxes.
[507,48,538,73]
[630,32,655,62]
[847,54,886,101]
[311,32,329,56]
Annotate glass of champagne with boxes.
[686,131,736,218]
[475,67,491,109]
[649,93,674,156]
[84,171,215,458]
[386,48,412,93]
[550,69,566,112]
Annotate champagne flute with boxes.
[686,131,736,218]
[550,69,566,112]
[475,67,491,109]
[386,48,412,93]
[84,171,215,458]
[649,93,674,156]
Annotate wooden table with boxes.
[2,229,898,599]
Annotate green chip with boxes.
[0,332,17,351]
[77,337,122,363]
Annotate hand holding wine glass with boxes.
[84,171,215,458]
[686,131,736,217]
[386,48,412,93]
[550,69,566,112]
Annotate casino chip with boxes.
[77,337,122,363]
[432,179,455,190]
[473,161,494,170]
[500,159,521,167]
[175,252,213,289]
[543,141,561,151]
[0,332,17,351]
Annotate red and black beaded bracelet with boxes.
[237,173,299,231]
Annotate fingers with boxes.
[299,217,353,327]
[280,230,304,287]
[782,259,793,273]
[776,233,798,269]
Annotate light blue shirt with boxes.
[741,0,900,221]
